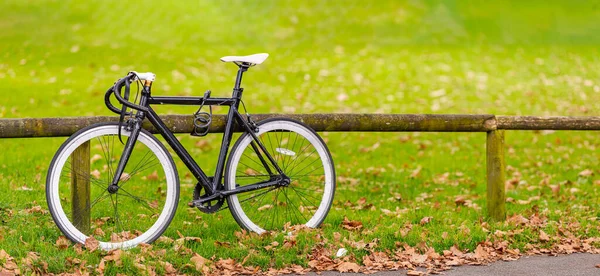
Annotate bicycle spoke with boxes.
[61,164,107,189]
[288,186,319,208]
[284,142,313,174]
[118,188,161,213]
[48,124,179,249]
[227,121,334,234]
[288,149,318,176]
[283,132,300,171]
[70,191,110,226]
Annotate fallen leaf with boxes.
[257,204,273,211]
[454,196,466,206]
[474,244,489,260]
[337,93,349,102]
[103,249,123,266]
[410,166,422,178]
[56,236,70,249]
[163,261,176,274]
[539,230,550,242]
[420,216,433,225]
[578,169,593,177]
[94,227,105,237]
[244,168,260,176]
[407,270,425,276]
[341,217,363,231]
[147,171,159,181]
[194,140,211,151]
[74,243,84,255]
[85,236,99,252]
[119,173,131,182]
[25,205,47,214]
[149,200,159,209]
[507,214,529,225]
[337,261,360,273]
[214,240,231,248]
[90,154,102,163]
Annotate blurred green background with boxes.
[2,0,600,118]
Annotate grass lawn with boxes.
[0,0,599,274]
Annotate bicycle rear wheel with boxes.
[46,123,179,250]
[225,118,335,234]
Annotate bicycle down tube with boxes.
[113,89,286,198]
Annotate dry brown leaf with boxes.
[103,249,123,266]
[507,214,529,225]
[578,169,593,177]
[85,236,99,252]
[454,196,466,206]
[410,166,422,178]
[91,169,101,179]
[341,217,363,231]
[337,261,360,273]
[119,172,131,182]
[149,200,159,209]
[90,154,102,163]
[163,261,176,274]
[97,259,106,273]
[473,244,489,260]
[25,205,47,214]
[257,204,273,211]
[195,140,211,151]
[420,216,433,225]
[539,230,550,242]
[550,184,560,196]
[157,236,174,244]
[214,240,231,248]
[74,243,84,255]
[56,236,70,249]
[407,270,425,276]
[244,168,259,176]
[147,171,159,181]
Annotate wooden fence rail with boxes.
[2,113,599,225]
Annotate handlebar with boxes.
[104,72,155,114]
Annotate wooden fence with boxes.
[2,114,599,224]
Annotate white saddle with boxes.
[220,53,269,65]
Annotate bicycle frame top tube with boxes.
[127,64,281,195]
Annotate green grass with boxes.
[1,0,599,274]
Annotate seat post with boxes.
[233,63,249,97]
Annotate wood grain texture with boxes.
[71,141,91,234]
[486,130,506,221]
[0,114,497,138]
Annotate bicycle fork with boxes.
[109,83,151,193]
[108,119,142,193]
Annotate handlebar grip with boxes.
[111,77,149,112]
[104,87,123,114]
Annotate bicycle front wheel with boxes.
[46,122,179,250]
[225,118,336,234]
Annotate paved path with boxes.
[297,253,599,276]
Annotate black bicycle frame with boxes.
[109,65,285,199]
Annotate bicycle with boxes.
[46,53,336,250]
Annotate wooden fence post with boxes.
[486,130,506,221]
[71,141,90,234]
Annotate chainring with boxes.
[193,182,225,213]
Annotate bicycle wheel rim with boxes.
[46,124,178,250]
[226,120,334,234]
